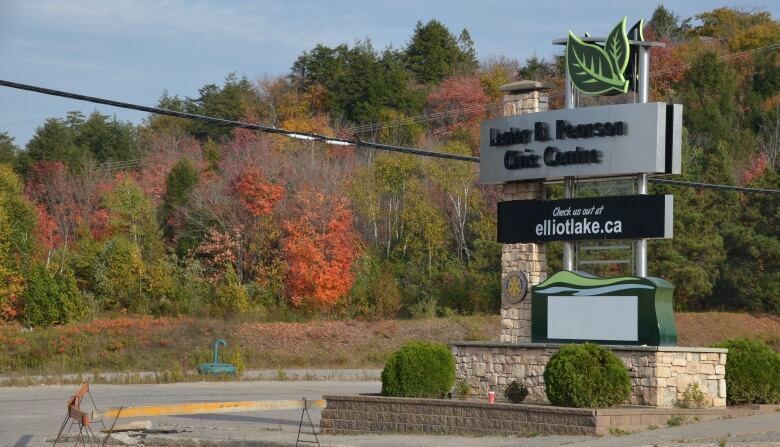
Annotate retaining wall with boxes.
[320,395,731,436]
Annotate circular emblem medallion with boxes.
[502,271,528,307]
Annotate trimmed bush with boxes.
[504,379,529,404]
[381,341,455,398]
[544,343,631,408]
[713,339,780,405]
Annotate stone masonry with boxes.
[452,342,727,407]
[320,395,737,436]
[499,81,551,343]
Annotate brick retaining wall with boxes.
[320,395,733,436]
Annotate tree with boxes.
[22,264,85,327]
[91,235,147,312]
[404,20,477,84]
[283,189,359,307]
[0,205,24,321]
[22,117,88,175]
[26,161,80,260]
[291,41,424,124]
[184,73,262,142]
[76,111,139,163]
[103,177,165,262]
[679,51,740,148]
[231,167,283,217]
[691,7,776,50]
[649,4,687,42]
[0,132,18,166]
[0,164,38,320]
[160,157,200,241]
[518,56,560,81]
[426,75,489,139]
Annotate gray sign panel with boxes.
[479,102,682,184]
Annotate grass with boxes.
[0,311,777,384]
[0,315,498,380]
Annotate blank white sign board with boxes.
[547,296,638,341]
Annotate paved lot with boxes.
[1,380,778,446]
[0,380,378,446]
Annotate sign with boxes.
[502,271,528,308]
[565,17,645,96]
[497,194,673,243]
[531,271,677,346]
[479,102,682,184]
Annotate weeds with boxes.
[666,415,685,427]
[453,380,472,399]
[608,427,630,436]
[676,383,706,409]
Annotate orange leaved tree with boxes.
[283,189,359,307]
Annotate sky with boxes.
[1,0,778,147]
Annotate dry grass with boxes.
[0,312,776,381]
[676,312,780,351]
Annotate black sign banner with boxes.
[498,194,673,243]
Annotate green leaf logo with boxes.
[566,17,631,96]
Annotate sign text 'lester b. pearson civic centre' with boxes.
[479,102,681,184]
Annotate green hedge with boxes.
[713,339,780,405]
[381,341,455,398]
[544,343,631,408]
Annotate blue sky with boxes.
[1,0,777,146]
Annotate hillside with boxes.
[1,312,776,379]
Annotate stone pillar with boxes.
[499,81,551,343]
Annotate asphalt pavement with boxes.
[1,379,778,447]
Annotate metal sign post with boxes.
[634,44,651,277]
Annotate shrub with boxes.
[713,339,780,405]
[408,297,437,319]
[22,264,86,327]
[543,343,631,408]
[504,379,529,404]
[214,266,249,316]
[381,341,455,398]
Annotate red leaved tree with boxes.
[426,75,489,140]
[283,189,359,307]
[231,167,284,217]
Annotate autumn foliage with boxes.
[283,190,359,306]
[232,167,284,217]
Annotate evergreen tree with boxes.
[404,20,477,84]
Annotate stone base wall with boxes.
[320,395,737,436]
[500,181,546,343]
[452,342,727,407]
[503,90,549,115]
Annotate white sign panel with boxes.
[547,295,638,341]
[479,102,682,184]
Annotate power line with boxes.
[0,79,479,163]
[3,82,778,196]
[649,178,780,195]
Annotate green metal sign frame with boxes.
[531,271,677,346]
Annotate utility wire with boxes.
[0,79,479,163]
[649,178,780,195]
[3,81,778,196]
